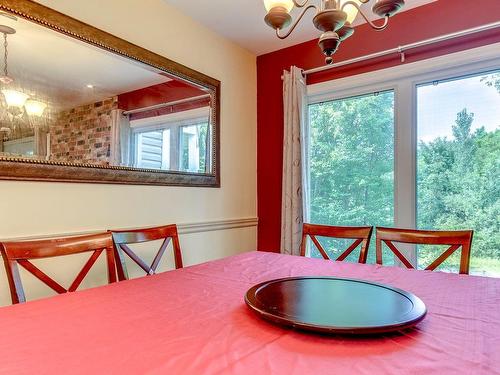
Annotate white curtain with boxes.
[281,66,310,256]
[110,109,131,166]
[34,127,48,159]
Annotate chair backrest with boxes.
[375,227,473,274]
[300,224,373,263]
[0,232,117,304]
[111,224,183,281]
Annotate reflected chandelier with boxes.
[0,17,48,128]
[263,0,405,64]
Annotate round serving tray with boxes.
[245,276,427,335]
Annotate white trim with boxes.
[161,128,171,170]
[308,42,500,103]
[46,133,51,161]
[0,217,259,242]
[178,218,259,235]
[130,107,210,130]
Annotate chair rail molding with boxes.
[0,217,259,242]
[178,217,259,235]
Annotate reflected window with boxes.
[135,129,170,170]
[131,108,210,173]
[2,136,35,156]
[180,122,208,173]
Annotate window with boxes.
[417,71,500,276]
[131,108,210,173]
[3,136,35,156]
[307,44,500,275]
[308,91,394,263]
[135,129,170,170]
[179,122,209,173]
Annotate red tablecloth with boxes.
[0,251,498,374]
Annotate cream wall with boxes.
[0,0,257,306]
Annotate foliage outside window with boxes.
[308,91,394,264]
[417,71,500,276]
[307,69,499,276]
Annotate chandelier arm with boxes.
[364,14,390,31]
[341,1,390,30]
[292,0,310,8]
[276,4,318,39]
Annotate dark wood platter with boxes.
[245,277,427,335]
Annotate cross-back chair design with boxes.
[111,224,183,281]
[0,232,117,304]
[375,227,474,274]
[300,224,374,264]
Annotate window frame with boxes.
[130,107,211,172]
[307,42,500,265]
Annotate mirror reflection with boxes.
[0,13,213,174]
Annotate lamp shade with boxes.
[264,0,294,12]
[1,89,29,108]
[25,99,48,117]
[340,0,362,24]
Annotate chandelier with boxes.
[263,0,405,64]
[0,19,48,131]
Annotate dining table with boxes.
[0,251,498,374]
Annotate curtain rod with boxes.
[123,94,211,116]
[300,21,500,77]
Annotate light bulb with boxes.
[340,0,362,24]
[263,0,294,13]
[1,89,29,108]
[25,99,48,117]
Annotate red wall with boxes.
[118,80,209,120]
[257,0,500,252]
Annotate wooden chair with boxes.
[110,224,183,281]
[375,227,474,274]
[0,232,117,304]
[300,224,373,263]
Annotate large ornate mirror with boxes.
[0,0,220,186]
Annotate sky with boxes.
[417,71,500,143]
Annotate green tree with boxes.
[309,91,394,261]
[309,89,499,272]
[418,108,499,270]
[481,72,500,93]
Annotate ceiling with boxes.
[0,13,171,111]
[163,0,437,55]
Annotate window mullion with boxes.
[394,80,417,266]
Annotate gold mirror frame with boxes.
[0,0,221,187]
